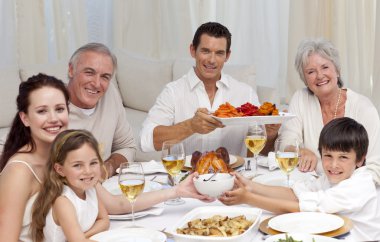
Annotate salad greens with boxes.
[276,234,316,242]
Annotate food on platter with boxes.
[176,215,254,237]
[236,102,259,116]
[213,102,279,118]
[191,147,231,174]
[259,102,279,115]
[213,102,243,117]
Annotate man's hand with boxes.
[260,123,280,156]
[190,108,224,134]
[102,153,128,179]
[266,124,280,140]
[298,148,318,172]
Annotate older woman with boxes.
[279,38,380,185]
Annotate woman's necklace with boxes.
[333,88,342,119]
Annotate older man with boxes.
[66,43,136,177]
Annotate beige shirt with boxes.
[69,82,136,162]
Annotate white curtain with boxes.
[45,0,88,62]
[372,2,380,111]
[112,0,289,91]
[2,0,380,110]
[0,0,17,68]
[287,0,376,102]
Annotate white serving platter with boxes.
[212,112,295,125]
[168,206,262,242]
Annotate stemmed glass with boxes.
[161,140,185,205]
[243,123,267,178]
[274,137,300,187]
[118,162,145,227]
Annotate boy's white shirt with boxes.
[292,167,380,241]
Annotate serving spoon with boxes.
[203,168,221,181]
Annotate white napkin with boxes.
[257,152,278,171]
[116,160,167,174]
[108,206,164,220]
[141,160,167,174]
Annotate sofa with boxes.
[0,50,279,162]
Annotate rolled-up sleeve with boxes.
[140,85,175,152]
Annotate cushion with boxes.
[172,59,256,90]
[0,67,21,128]
[124,107,161,162]
[19,61,69,83]
[115,50,173,112]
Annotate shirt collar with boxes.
[188,67,230,90]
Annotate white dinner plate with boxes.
[102,178,162,196]
[108,206,164,220]
[253,169,313,187]
[212,112,295,125]
[265,233,340,242]
[184,154,237,168]
[268,212,344,234]
[90,228,166,242]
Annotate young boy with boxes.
[219,117,380,241]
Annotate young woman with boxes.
[31,130,109,242]
[0,73,69,242]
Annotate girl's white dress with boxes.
[292,166,380,241]
[43,185,98,242]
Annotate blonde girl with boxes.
[31,129,109,242]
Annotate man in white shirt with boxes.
[140,22,263,156]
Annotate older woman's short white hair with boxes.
[294,38,343,87]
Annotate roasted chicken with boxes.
[191,147,231,174]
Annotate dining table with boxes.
[106,157,358,242]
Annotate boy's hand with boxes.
[218,174,249,205]
[233,172,254,193]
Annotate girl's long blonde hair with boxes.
[30,129,103,242]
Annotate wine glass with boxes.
[161,140,185,205]
[243,123,267,178]
[118,162,145,227]
[274,137,300,187]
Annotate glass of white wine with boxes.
[274,137,300,187]
[161,140,185,205]
[243,123,267,178]
[118,162,145,227]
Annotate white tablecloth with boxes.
[108,160,356,242]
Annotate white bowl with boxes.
[193,173,234,198]
[168,206,262,242]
